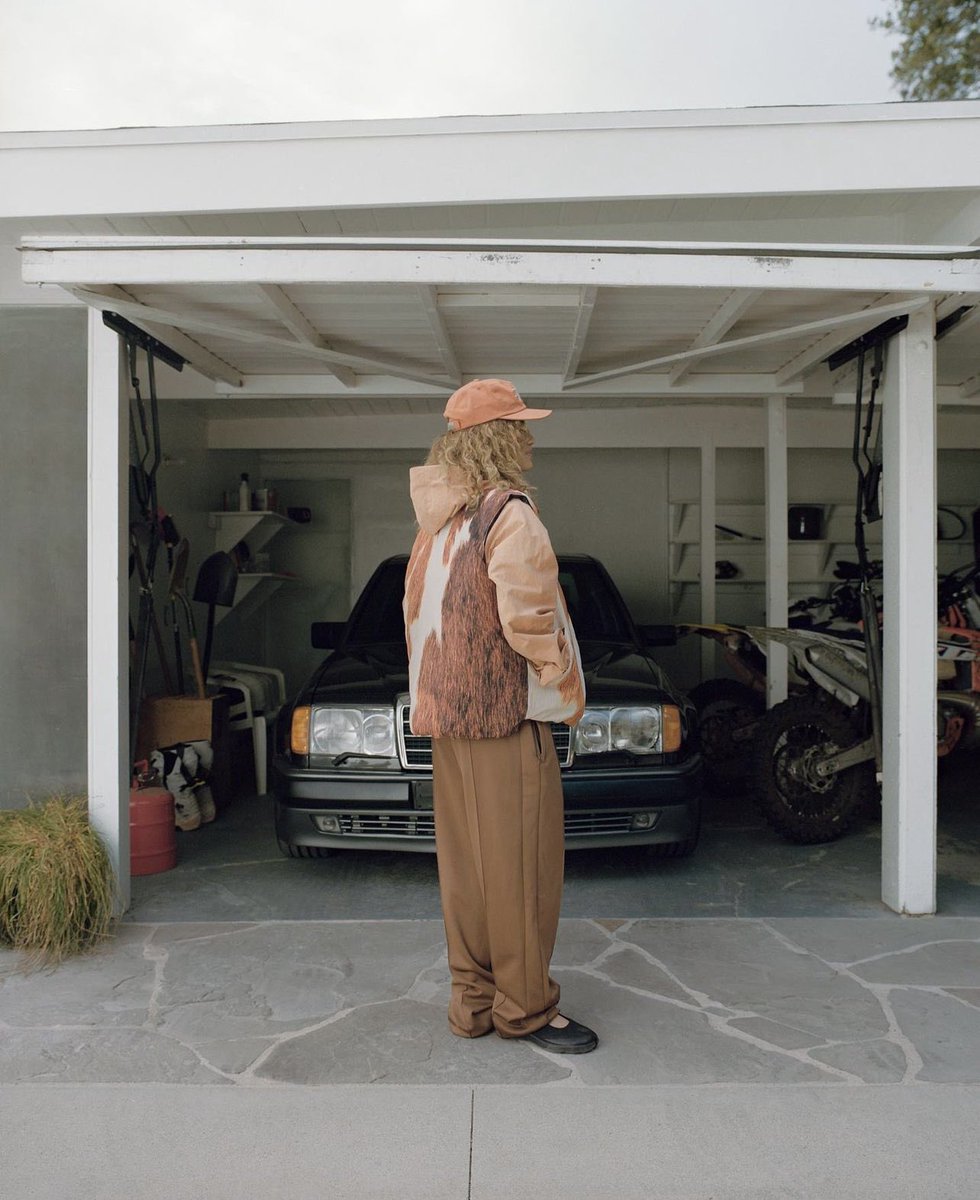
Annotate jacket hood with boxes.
[409,465,470,534]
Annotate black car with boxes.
[273,555,702,859]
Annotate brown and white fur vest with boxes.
[404,487,584,739]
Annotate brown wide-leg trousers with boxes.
[431,720,565,1039]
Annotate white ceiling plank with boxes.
[562,286,598,383]
[771,296,945,387]
[68,285,455,388]
[67,284,244,386]
[668,288,762,385]
[256,284,356,387]
[798,288,948,388]
[418,287,462,383]
[438,290,582,308]
[565,297,934,389]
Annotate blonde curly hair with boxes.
[426,419,535,509]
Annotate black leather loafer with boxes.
[517,1016,598,1054]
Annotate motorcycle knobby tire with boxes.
[750,692,874,844]
[688,678,765,793]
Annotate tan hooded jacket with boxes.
[403,464,586,739]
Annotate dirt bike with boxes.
[686,572,980,842]
[684,571,873,796]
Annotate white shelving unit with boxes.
[206,511,300,624]
[668,501,975,621]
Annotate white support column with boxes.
[881,306,937,916]
[87,309,130,912]
[764,395,789,706]
[699,437,717,680]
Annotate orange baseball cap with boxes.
[444,379,551,431]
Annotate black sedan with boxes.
[273,555,702,859]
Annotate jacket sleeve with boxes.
[484,498,571,686]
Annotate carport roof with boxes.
[20,234,980,414]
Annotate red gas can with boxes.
[130,784,178,876]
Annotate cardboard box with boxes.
[135,694,229,761]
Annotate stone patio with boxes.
[4,916,980,1089]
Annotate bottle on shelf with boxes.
[238,473,251,512]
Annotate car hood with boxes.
[302,641,682,708]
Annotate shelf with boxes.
[215,574,300,626]
[208,511,292,555]
[667,500,976,623]
[206,512,303,623]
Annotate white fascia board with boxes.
[20,242,980,296]
[3,101,980,219]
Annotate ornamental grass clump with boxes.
[0,795,117,965]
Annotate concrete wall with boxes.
[0,307,87,806]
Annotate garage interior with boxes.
[4,104,980,922]
[17,227,979,922]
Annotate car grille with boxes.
[333,811,636,840]
[340,813,436,838]
[396,702,572,770]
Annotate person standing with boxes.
[403,378,597,1054]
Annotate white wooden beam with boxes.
[881,305,937,916]
[960,374,980,399]
[22,240,980,296]
[417,287,462,384]
[833,384,968,406]
[668,289,762,385]
[67,286,455,389]
[203,403,980,451]
[256,284,356,387]
[566,298,934,389]
[87,309,130,913]
[764,395,789,707]
[562,286,598,382]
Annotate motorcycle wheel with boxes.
[688,678,765,794]
[750,693,873,844]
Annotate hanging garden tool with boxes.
[168,538,207,700]
[105,312,187,765]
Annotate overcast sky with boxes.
[0,0,900,132]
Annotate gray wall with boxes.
[0,308,87,807]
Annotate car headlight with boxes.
[302,706,396,759]
[574,705,681,755]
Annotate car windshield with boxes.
[557,561,634,642]
[343,558,635,647]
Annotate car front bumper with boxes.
[273,754,703,854]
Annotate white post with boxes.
[699,437,716,679]
[765,395,789,706]
[87,309,130,912]
[881,306,937,915]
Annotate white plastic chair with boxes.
[207,662,286,796]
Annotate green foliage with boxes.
[0,795,117,967]
[872,1,980,100]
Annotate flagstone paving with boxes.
[3,916,980,1089]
